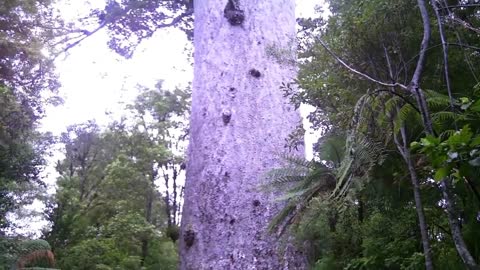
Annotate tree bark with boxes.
[440,179,479,269]
[141,169,156,266]
[180,0,306,269]
[395,125,434,270]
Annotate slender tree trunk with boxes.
[431,3,478,267]
[395,125,434,270]
[172,165,179,225]
[141,170,156,266]
[410,1,478,267]
[141,188,153,266]
[180,0,306,269]
[440,179,479,269]
[163,168,173,227]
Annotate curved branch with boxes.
[314,37,408,90]
[55,9,193,58]
[410,0,434,135]
[433,0,457,130]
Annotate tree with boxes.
[45,83,189,269]
[0,0,60,232]
[277,0,480,269]
[179,1,306,269]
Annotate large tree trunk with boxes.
[180,0,306,269]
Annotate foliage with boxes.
[58,0,194,58]
[270,0,480,269]
[0,0,60,232]
[45,83,189,269]
[0,238,57,269]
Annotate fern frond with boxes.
[317,134,346,166]
[427,96,451,110]
[279,154,316,169]
[432,111,465,123]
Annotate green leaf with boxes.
[434,167,450,181]
[470,136,480,147]
[410,141,421,151]
[446,125,472,147]
[469,99,480,112]
[421,135,440,147]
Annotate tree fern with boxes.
[266,89,463,235]
[265,152,336,235]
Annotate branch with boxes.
[443,4,480,9]
[448,16,480,35]
[315,37,408,90]
[157,9,193,28]
[397,42,480,78]
[432,0,457,129]
[55,8,193,58]
[55,22,107,58]
[410,0,434,135]
[411,0,431,90]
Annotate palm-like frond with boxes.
[266,89,462,235]
[432,111,465,123]
[265,153,336,236]
[425,89,452,110]
[330,136,385,201]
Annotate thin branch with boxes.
[441,0,480,83]
[432,0,457,130]
[383,44,396,82]
[443,4,480,9]
[55,9,193,58]
[54,22,107,58]
[314,37,408,90]
[397,42,480,77]
[449,42,480,51]
[449,17,480,34]
[411,0,431,90]
[433,222,452,236]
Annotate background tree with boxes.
[45,83,189,270]
[0,0,60,233]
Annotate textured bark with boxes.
[180,0,306,269]
[395,125,434,270]
[440,180,479,269]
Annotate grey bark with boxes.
[385,45,433,270]
[432,5,477,266]
[411,0,434,135]
[180,0,306,269]
[440,179,479,269]
[394,124,434,270]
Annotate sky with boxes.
[12,0,324,236]
[41,0,321,135]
